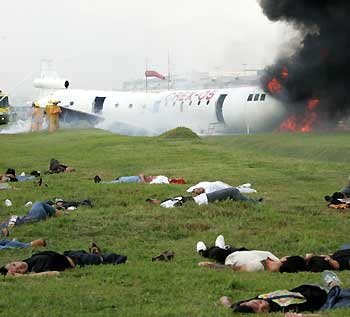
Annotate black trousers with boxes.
[200,246,249,264]
[63,250,127,267]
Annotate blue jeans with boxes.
[321,286,350,310]
[16,175,35,182]
[0,202,56,228]
[0,239,30,249]
[105,176,141,184]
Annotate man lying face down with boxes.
[0,243,127,277]
[196,235,306,273]
[147,188,262,208]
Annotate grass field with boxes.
[0,128,350,316]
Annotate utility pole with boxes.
[167,50,171,90]
[145,58,148,93]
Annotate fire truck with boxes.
[0,90,10,124]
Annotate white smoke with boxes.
[94,118,155,136]
[0,120,31,134]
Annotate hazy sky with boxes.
[1,0,290,101]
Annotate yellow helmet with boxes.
[33,102,40,108]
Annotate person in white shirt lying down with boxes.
[196,235,306,273]
[187,181,257,195]
[146,188,262,208]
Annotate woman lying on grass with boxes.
[0,243,127,277]
[220,271,348,316]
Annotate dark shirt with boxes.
[268,284,328,313]
[24,251,72,273]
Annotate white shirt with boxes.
[187,181,257,194]
[149,176,169,184]
[187,181,232,194]
[160,197,184,208]
[193,193,208,205]
[224,250,279,272]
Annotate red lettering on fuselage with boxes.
[164,90,217,105]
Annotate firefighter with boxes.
[51,100,62,132]
[45,100,61,133]
[31,102,43,132]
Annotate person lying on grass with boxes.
[304,248,350,272]
[0,243,127,277]
[220,271,348,315]
[324,176,350,205]
[147,188,262,208]
[0,238,46,250]
[0,201,64,237]
[187,181,256,195]
[94,173,184,184]
[196,234,306,273]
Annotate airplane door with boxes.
[93,97,106,114]
[215,94,227,123]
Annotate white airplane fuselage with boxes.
[37,86,286,135]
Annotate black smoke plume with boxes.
[258,0,350,128]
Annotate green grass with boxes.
[0,128,349,316]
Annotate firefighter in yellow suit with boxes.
[31,102,43,132]
[45,100,61,133]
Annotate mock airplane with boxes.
[33,77,286,135]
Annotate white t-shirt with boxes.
[160,197,184,208]
[193,193,208,205]
[187,181,257,194]
[187,181,232,194]
[149,176,169,184]
[224,250,279,272]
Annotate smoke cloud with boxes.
[258,0,350,128]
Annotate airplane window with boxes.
[69,101,74,106]
[247,94,254,101]
[254,94,260,101]
[115,103,119,108]
[197,101,201,105]
[260,94,266,101]
[128,104,133,108]
[206,100,210,105]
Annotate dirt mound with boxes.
[158,127,200,139]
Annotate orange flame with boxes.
[281,66,289,79]
[279,98,320,132]
[267,77,281,94]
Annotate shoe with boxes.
[94,175,101,183]
[152,250,174,261]
[196,241,207,253]
[322,270,342,289]
[89,242,102,255]
[215,235,225,249]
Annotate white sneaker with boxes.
[196,241,207,253]
[215,235,225,249]
[322,270,342,289]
